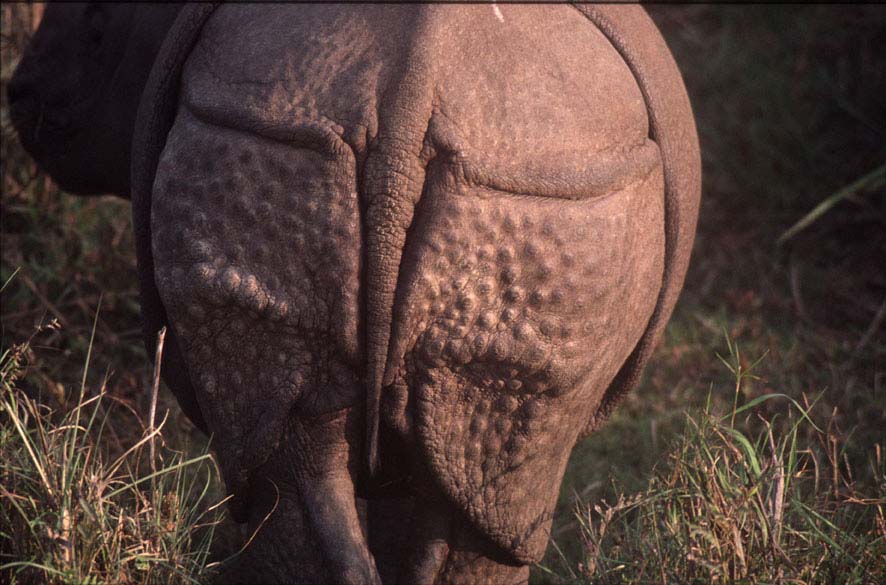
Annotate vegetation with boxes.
[1,306,225,584]
[541,340,885,584]
[2,4,884,584]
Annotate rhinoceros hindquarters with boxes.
[150,106,373,582]
[132,2,701,582]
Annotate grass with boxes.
[1,287,226,584]
[2,4,885,584]
[538,340,885,584]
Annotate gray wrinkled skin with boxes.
[137,5,701,583]
[16,3,702,584]
[7,2,182,197]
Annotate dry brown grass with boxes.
[1,307,225,584]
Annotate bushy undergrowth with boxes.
[540,341,885,584]
[0,305,225,585]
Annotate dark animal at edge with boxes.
[8,3,183,198]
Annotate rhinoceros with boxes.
[13,3,701,583]
[7,2,183,197]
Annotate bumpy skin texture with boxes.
[130,3,701,584]
[7,2,182,198]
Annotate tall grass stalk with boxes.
[0,311,223,584]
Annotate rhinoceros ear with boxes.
[573,4,702,435]
[131,4,220,435]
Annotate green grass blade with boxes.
[778,163,886,244]
[104,454,214,500]
[726,393,824,433]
